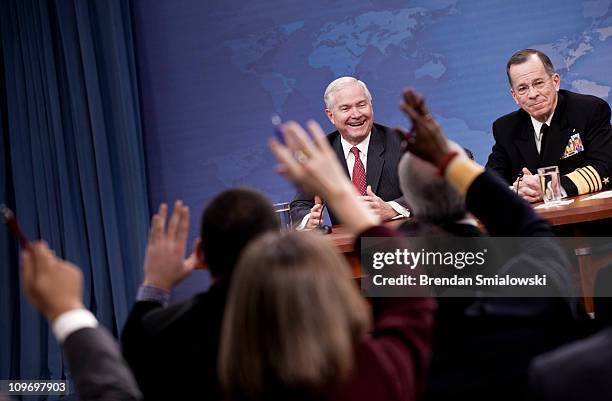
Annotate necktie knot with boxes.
[350,146,360,157]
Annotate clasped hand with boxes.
[512,168,543,203]
[359,186,398,221]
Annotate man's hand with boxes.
[359,186,398,221]
[21,242,85,322]
[399,88,449,166]
[306,195,324,229]
[143,201,191,292]
[512,167,542,203]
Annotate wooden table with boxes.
[534,192,612,229]
[329,192,612,312]
[330,192,612,252]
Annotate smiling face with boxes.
[325,83,374,145]
[509,55,560,122]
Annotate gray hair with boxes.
[323,77,372,110]
[398,141,467,224]
[506,49,556,86]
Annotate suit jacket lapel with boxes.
[331,133,351,178]
[515,112,541,173]
[366,125,385,192]
[542,91,571,166]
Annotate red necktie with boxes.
[351,147,367,195]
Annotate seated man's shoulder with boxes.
[566,89,607,104]
[492,110,527,144]
[142,289,225,334]
[565,89,610,114]
[493,108,525,128]
[371,123,403,148]
[372,122,395,135]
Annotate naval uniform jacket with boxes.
[486,89,612,196]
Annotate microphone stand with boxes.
[315,201,332,234]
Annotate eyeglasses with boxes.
[513,76,552,96]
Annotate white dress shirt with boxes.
[531,111,554,154]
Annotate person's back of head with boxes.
[200,188,278,280]
[219,231,371,401]
[399,141,468,225]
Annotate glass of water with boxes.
[537,165,564,205]
[273,202,292,231]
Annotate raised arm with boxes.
[270,120,379,234]
[399,88,552,237]
[21,243,142,401]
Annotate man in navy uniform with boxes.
[486,49,612,202]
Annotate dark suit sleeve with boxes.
[485,120,514,184]
[466,170,552,237]
[560,100,612,196]
[389,195,409,210]
[64,327,142,401]
[289,189,314,227]
[120,301,163,391]
[465,167,577,301]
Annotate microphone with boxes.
[515,171,524,194]
[315,201,332,234]
[317,224,333,234]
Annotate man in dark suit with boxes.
[486,49,612,203]
[396,136,587,401]
[290,77,408,228]
[20,242,142,401]
[121,190,278,401]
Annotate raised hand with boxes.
[270,120,356,201]
[398,88,449,166]
[21,242,84,321]
[143,201,191,291]
[270,120,379,234]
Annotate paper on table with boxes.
[534,199,575,209]
[580,190,612,201]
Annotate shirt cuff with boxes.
[445,158,485,194]
[387,201,410,219]
[296,213,311,230]
[52,309,99,343]
[137,285,170,306]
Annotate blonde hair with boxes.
[219,231,371,401]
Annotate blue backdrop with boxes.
[132,0,612,299]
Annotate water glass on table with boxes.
[273,202,292,231]
[538,165,564,205]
